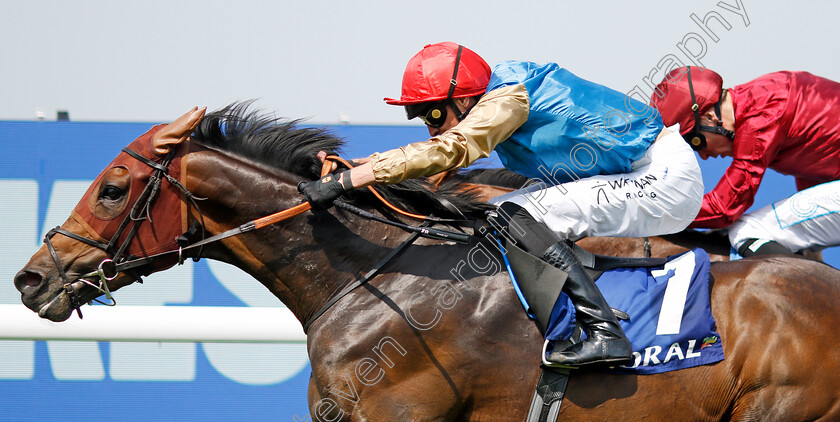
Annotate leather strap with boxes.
[526,368,570,422]
[302,225,425,333]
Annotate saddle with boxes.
[503,238,665,335]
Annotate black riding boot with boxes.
[541,241,632,367]
[737,238,793,257]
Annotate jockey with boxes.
[651,66,840,257]
[300,42,703,367]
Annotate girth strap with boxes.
[302,224,426,333]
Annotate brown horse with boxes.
[14,105,840,421]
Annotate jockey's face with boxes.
[426,97,478,137]
[697,121,734,160]
[695,108,735,160]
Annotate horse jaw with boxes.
[24,270,138,322]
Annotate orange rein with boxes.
[110,154,449,282]
[322,155,428,220]
[252,203,312,230]
[253,155,427,230]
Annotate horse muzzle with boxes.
[14,262,116,322]
[14,267,72,321]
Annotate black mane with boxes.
[191,102,493,219]
[443,168,531,190]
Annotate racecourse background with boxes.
[3,0,838,420]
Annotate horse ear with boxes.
[152,106,207,155]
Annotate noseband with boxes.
[42,146,202,318]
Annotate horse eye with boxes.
[100,185,125,201]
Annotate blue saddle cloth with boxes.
[546,248,724,374]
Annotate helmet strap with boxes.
[685,66,707,150]
[697,91,735,139]
[446,45,463,101]
[447,45,471,122]
[449,99,470,122]
[686,67,735,149]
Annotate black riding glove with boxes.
[298,171,353,210]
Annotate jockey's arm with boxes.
[689,158,767,228]
[338,84,529,189]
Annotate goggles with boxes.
[406,102,449,128]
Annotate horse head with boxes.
[14,107,205,321]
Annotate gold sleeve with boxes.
[370,84,529,184]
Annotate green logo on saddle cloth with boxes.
[701,335,718,349]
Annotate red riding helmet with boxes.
[650,66,724,139]
[384,42,491,110]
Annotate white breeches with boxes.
[729,179,840,252]
[491,128,704,240]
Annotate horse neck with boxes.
[181,148,402,324]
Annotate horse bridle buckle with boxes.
[79,258,118,306]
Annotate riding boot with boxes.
[737,238,793,257]
[541,241,633,367]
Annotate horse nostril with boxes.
[14,270,44,293]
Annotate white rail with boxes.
[0,305,307,343]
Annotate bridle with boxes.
[42,146,205,318]
[41,145,472,320]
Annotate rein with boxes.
[301,156,473,332]
[44,148,473,320]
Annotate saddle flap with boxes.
[505,239,568,335]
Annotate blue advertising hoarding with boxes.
[0,118,836,421]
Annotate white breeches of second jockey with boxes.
[729,179,840,252]
[490,128,704,240]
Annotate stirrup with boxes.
[541,340,576,370]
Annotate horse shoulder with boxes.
[306,239,540,420]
